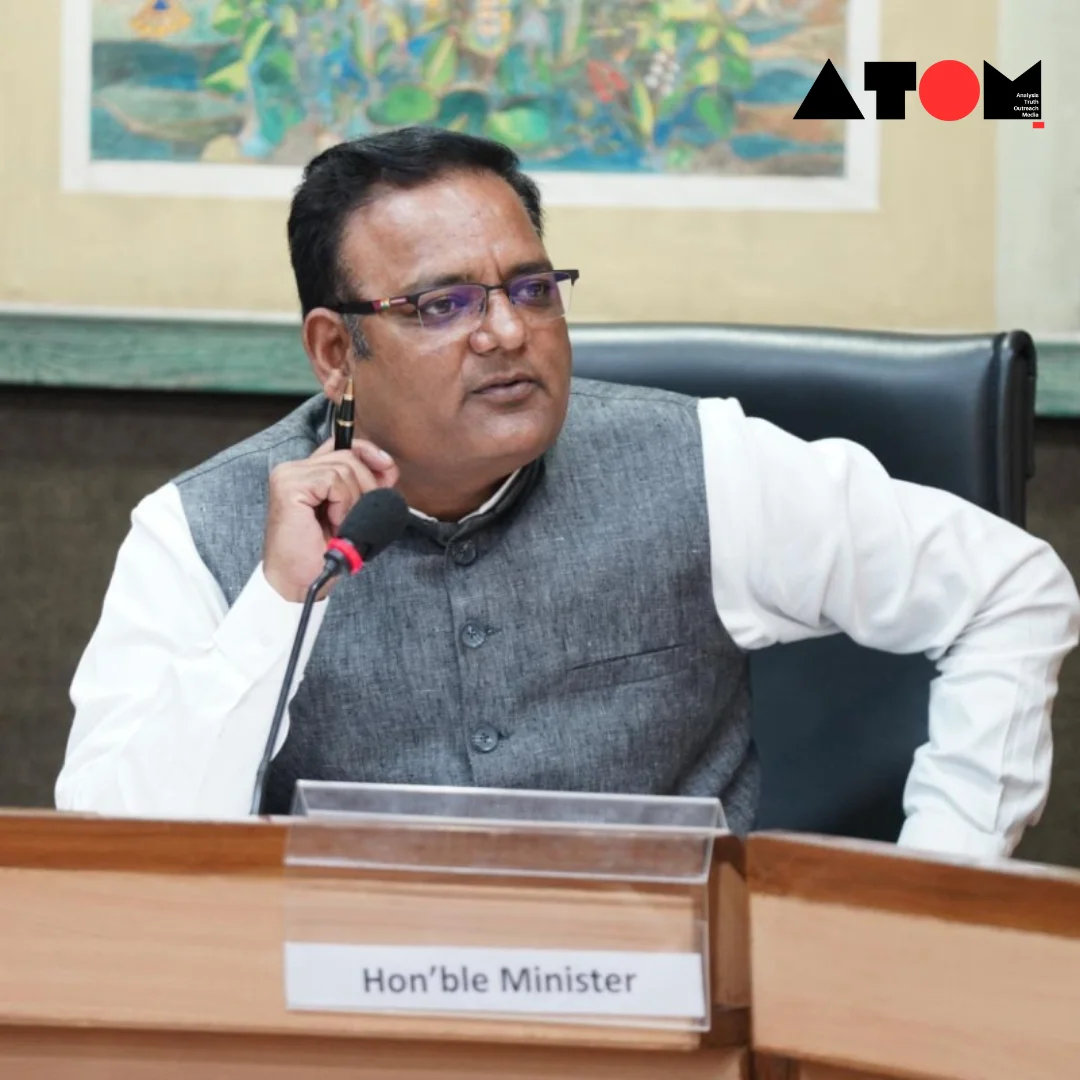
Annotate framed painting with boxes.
[62,0,880,208]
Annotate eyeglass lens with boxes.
[414,272,574,330]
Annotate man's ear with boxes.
[302,308,353,392]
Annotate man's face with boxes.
[337,170,572,496]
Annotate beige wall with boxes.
[0,1,996,330]
[996,0,1080,336]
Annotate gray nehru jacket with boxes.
[173,378,759,827]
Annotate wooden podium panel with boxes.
[746,833,1080,1080]
[0,1027,747,1080]
[0,811,748,1079]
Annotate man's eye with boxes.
[419,292,469,320]
[514,277,554,303]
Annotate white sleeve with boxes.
[55,483,328,820]
[698,397,1080,859]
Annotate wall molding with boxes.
[1031,339,1080,417]
[0,308,317,396]
[0,309,1077,416]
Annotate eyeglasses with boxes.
[328,269,579,334]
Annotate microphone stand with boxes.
[248,560,338,816]
[246,487,405,816]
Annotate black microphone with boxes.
[249,488,409,815]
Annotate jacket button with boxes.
[461,622,488,649]
[471,726,500,753]
[450,539,478,566]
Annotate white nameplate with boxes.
[285,943,706,1019]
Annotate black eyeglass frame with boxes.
[325,268,580,318]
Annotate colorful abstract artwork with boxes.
[64,0,880,206]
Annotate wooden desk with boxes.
[0,810,748,1079]
[747,833,1080,1080]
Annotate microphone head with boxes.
[337,488,409,562]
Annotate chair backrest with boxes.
[569,324,1037,841]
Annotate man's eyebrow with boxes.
[507,258,555,278]
[396,271,470,297]
[395,259,555,298]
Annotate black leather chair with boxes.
[569,324,1038,842]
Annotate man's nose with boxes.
[478,288,526,349]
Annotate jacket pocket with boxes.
[562,642,695,692]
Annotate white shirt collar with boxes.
[407,468,523,525]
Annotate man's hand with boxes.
[263,437,399,602]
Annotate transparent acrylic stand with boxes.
[282,782,728,1033]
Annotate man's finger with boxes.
[320,465,366,528]
[352,439,395,471]
[329,458,373,502]
[352,444,399,490]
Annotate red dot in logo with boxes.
[918,60,981,121]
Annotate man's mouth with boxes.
[473,374,539,401]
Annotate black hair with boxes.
[287,126,545,317]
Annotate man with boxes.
[56,127,1079,859]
